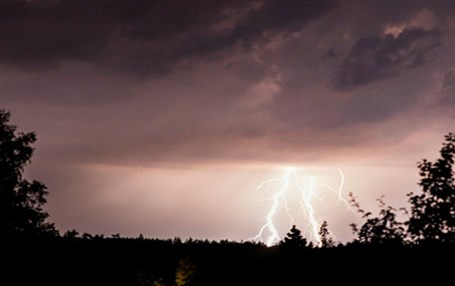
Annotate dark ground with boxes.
[4,237,454,285]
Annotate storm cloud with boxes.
[332,28,443,90]
[0,0,333,75]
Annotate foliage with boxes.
[318,221,335,247]
[350,132,455,244]
[0,109,56,237]
[349,194,405,245]
[63,229,80,238]
[407,133,455,243]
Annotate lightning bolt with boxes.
[252,166,351,246]
[317,168,353,212]
[253,167,296,246]
[297,176,321,245]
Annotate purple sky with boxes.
[1,0,454,242]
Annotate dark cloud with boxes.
[0,0,333,75]
[332,28,443,90]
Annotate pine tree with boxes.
[282,225,308,248]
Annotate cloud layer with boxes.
[3,0,454,169]
[333,28,442,89]
[0,0,333,75]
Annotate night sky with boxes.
[1,0,454,242]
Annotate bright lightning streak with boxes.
[317,168,353,212]
[337,168,346,203]
[252,166,352,247]
[298,176,321,244]
[253,167,295,246]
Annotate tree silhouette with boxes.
[318,221,335,247]
[281,225,308,248]
[349,194,405,245]
[349,133,455,245]
[0,109,55,237]
[63,229,80,238]
[407,133,455,243]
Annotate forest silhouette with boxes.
[2,109,454,285]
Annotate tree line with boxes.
[2,108,454,286]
